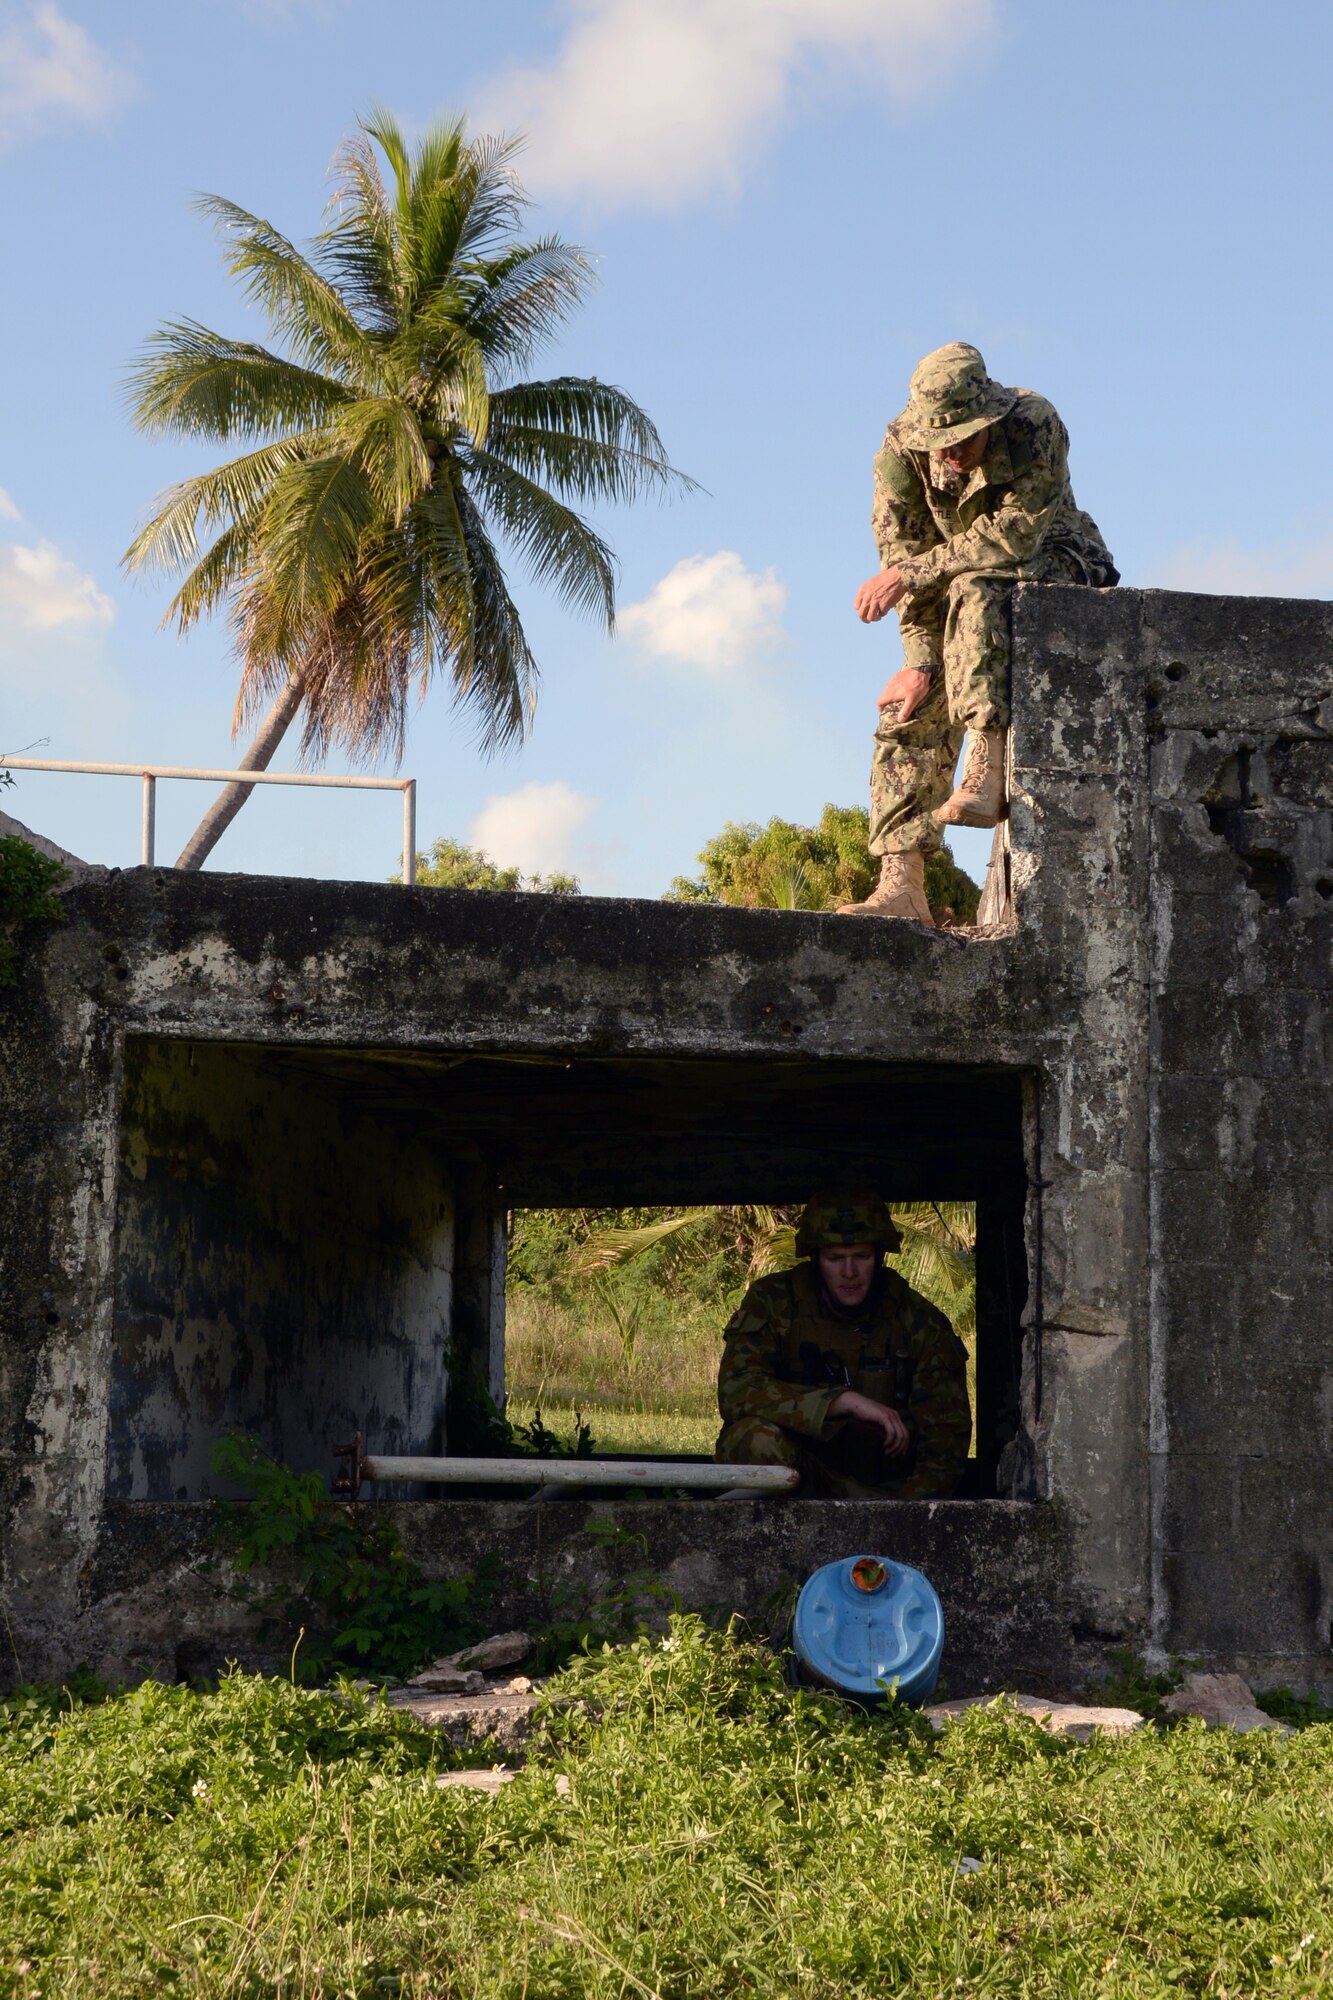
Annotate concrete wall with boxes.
[1,580,1329,1692]
[1014,585,1333,1690]
[1144,595,1333,1688]
[110,1036,454,1498]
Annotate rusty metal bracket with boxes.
[331,1431,365,1500]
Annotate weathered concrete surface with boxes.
[111,1036,453,1497]
[1016,585,1333,1694]
[1,581,1330,1694]
[73,1496,1076,1695]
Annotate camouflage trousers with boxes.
[871,548,1095,856]
[716,1414,916,1500]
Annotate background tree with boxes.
[574,1200,976,1336]
[123,111,691,870]
[403,834,578,893]
[665,804,980,923]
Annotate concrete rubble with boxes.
[925,1693,1145,1741]
[402,1629,536,1700]
[1161,1671,1290,1735]
[390,1684,543,1755]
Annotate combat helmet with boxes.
[895,342,1017,452]
[794,1188,901,1259]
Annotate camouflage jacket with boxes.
[872,389,1114,598]
[717,1262,971,1499]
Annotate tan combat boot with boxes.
[835,850,933,924]
[934,728,1007,828]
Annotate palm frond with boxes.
[423,125,527,269]
[752,1222,798,1274]
[163,520,256,630]
[329,397,431,523]
[194,193,380,385]
[488,379,698,502]
[463,449,616,626]
[462,239,595,370]
[429,332,492,447]
[248,451,379,641]
[123,436,317,581]
[887,1202,976,1334]
[415,472,538,750]
[124,322,352,441]
[574,1198,977,1336]
[320,130,400,331]
[357,104,419,217]
[292,604,414,769]
[574,1211,713,1275]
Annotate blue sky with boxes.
[3,0,1332,895]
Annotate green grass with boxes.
[504,1398,718,1456]
[505,1287,724,1419]
[504,1287,977,1460]
[504,1284,725,1455]
[5,1622,1333,1997]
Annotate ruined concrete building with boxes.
[2,584,1331,1694]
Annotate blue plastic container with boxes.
[791,1554,944,1705]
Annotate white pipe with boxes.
[0,756,407,790]
[141,773,156,867]
[403,780,416,886]
[359,1455,798,1490]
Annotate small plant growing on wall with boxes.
[0,832,66,989]
[209,1433,502,1681]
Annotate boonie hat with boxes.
[795,1188,901,1258]
[895,342,1017,452]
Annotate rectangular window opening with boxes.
[106,1038,1030,1505]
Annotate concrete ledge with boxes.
[81,1497,1079,1694]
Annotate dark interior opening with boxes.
[109,1036,1029,1501]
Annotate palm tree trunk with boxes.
[174,671,307,871]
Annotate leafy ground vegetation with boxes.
[5,1620,1333,1998]
[504,1203,977,1456]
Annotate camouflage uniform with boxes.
[715,1261,971,1500]
[869,348,1117,856]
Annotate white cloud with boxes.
[0,3,135,143]
[0,488,20,521]
[1155,532,1333,601]
[0,540,115,629]
[476,0,994,209]
[469,779,595,878]
[619,550,786,671]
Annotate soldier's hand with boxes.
[828,1389,911,1457]
[854,568,907,622]
[876,667,932,722]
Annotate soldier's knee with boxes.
[945,568,1010,610]
[716,1418,800,1467]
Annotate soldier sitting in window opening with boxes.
[715,1189,970,1498]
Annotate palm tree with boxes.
[576,1201,976,1334]
[123,111,691,869]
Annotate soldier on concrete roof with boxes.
[838,342,1118,924]
[715,1188,970,1499]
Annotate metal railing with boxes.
[0,757,417,884]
